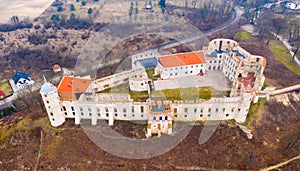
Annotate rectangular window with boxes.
[184,108,188,113]
[123,108,126,113]
[132,106,135,113]
[165,116,168,120]
[71,106,75,111]
[174,108,178,113]
[194,108,197,113]
[141,106,144,113]
[63,106,66,111]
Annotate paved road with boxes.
[159,6,243,50]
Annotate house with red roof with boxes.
[155,51,206,79]
[52,64,62,73]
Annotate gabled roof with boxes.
[158,51,205,68]
[13,71,31,84]
[57,76,91,100]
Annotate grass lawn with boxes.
[242,98,266,127]
[146,69,160,81]
[269,40,300,76]
[98,82,231,101]
[262,79,272,90]
[151,87,230,101]
[234,31,252,40]
[0,81,13,99]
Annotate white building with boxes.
[12,71,35,91]
[286,2,300,10]
[40,39,267,136]
[155,51,206,79]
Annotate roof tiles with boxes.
[158,51,205,68]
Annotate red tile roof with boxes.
[158,51,205,68]
[52,64,61,70]
[57,76,91,100]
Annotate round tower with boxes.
[40,79,65,127]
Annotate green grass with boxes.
[99,83,230,101]
[262,79,271,90]
[269,40,300,76]
[0,81,13,99]
[146,69,160,81]
[234,31,252,40]
[243,98,266,127]
[151,87,213,101]
[98,83,149,102]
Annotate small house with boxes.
[12,71,35,89]
[52,64,62,73]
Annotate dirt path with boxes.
[260,154,300,171]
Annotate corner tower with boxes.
[40,77,65,127]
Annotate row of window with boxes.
[213,40,235,45]
[77,106,145,113]
[209,60,222,64]
[153,116,168,121]
[165,64,203,71]
[169,69,203,76]
[174,113,230,118]
[174,107,240,113]
[80,112,144,118]
[208,66,221,70]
